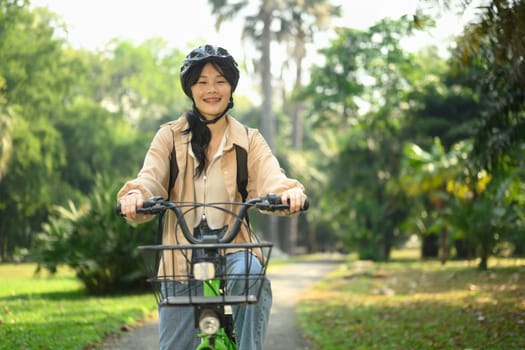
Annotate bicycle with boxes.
[116,193,307,349]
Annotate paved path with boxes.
[263,260,341,350]
[99,257,343,350]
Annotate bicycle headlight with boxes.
[194,262,215,280]
[199,310,220,335]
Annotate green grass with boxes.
[0,264,156,350]
[298,250,525,350]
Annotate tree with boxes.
[400,138,471,262]
[418,0,525,171]
[94,38,187,132]
[207,0,273,145]
[401,46,485,258]
[207,0,340,252]
[0,4,70,260]
[279,0,341,253]
[299,18,419,259]
[276,0,341,146]
[0,4,187,261]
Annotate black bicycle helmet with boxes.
[180,44,240,98]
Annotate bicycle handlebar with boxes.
[115,194,308,244]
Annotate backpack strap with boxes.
[167,129,178,200]
[234,144,248,203]
[234,125,249,202]
[235,126,250,227]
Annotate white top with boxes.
[189,131,229,229]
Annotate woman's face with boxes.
[191,62,232,120]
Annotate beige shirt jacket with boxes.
[117,114,305,278]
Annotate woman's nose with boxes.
[207,83,218,93]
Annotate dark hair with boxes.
[183,107,210,178]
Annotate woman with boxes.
[117,44,307,349]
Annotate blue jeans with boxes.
[158,251,272,349]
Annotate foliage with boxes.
[0,1,186,262]
[400,138,472,196]
[299,18,416,259]
[453,0,525,170]
[398,40,486,259]
[94,38,187,131]
[402,46,480,150]
[0,263,156,350]
[0,3,72,260]
[298,253,525,349]
[33,176,158,294]
[445,169,525,269]
[400,136,525,268]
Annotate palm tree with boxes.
[278,0,340,253]
[400,138,473,263]
[207,0,340,253]
[208,0,340,144]
[280,0,340,146]
[208,0,274,146]
[208,0,278,249]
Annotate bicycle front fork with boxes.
[196,304,236,350]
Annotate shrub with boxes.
[34,175,158,294]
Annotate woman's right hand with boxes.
[119,190,144,219]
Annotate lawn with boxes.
[2,253,524,350]
[0,264,156,350]
[298,250,525,350]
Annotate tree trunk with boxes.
[382,230,393,261]
[478,252,489,270]
[455,237,476,259]
[440,228,449,265]
[260,5,274,149]
[308,224,317,253]
[421,233,439,258]
[478,239,490,270]
[259,4,279,248]
[286,27,306,256]
[0,234,6,262]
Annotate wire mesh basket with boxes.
[139,242,272,307]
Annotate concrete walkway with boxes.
[263,259,342,350]
[99,257,343,350]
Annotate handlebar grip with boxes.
[115,204,123,216]
[115,196,164,217]
[256,194,309,211]
[274,193,310,211]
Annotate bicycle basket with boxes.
[138,242,272,307]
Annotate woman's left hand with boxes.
[281,188,307,213]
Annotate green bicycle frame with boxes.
[196,279,236,350]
